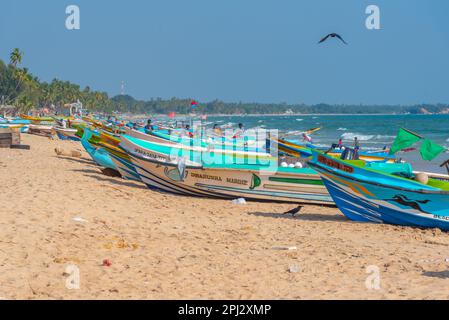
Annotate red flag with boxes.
[169,112,175,119]
[191,101,198,108]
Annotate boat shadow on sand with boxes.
[422,271,449,279]
[247,211,347,222]
[73,169,148,190]
[53,155,96,166]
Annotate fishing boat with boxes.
[274,137,395,163]
[27,124,54,137]
[127,127,267,152]
[19,114,55,124]
[308,149,449,230]
[125,128,273,160]
[0,118,31,133]
[81,127,118,171]
[120,134,333,204]
[54,127,81,141]
[95,132,141,181]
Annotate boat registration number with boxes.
[318,155,354,173]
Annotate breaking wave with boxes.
[341,132,395,141]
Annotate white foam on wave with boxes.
[341,132,373,141]
[296,119,304,122]
[337,127,347,131]
[375,135,396,140]
[341,132,395,141]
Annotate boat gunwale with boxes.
[309,158,449,196]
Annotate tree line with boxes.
[1,48,448,115]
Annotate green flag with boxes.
[420,139,446,161]
[389,128,421,155]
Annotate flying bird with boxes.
[283,206,303,217]
[318,33,348,45]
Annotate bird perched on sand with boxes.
[318,33,348,45]
[283,206,303,216]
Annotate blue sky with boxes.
[1,0,449,105]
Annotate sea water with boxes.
[206,114,449,174]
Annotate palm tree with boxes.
[10,48,23,67]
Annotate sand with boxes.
[1,134,449,300]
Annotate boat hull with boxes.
[55,127,81,141]
[122,135,333,204]
[309,151,449,230]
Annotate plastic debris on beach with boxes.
[272,246,297,251]
[102,259,112,267]
[72,216,88,223]
[232,198,247,205]
[289,265,300,273]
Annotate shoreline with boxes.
[125,113,449,118]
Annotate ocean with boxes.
[206,114,449,174]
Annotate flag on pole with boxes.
[191,101,198,109]
[168,112,175,119]
[389,128,422,155]
[420,139,445,161]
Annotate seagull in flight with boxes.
[318,33,348,45]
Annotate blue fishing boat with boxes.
[309,149,449,230]
[0,118,31,133]
[81,127,118,170]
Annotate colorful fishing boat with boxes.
[120,134,333,204]
[0,118,31,133]
[125,128,273,160]
[81,127,118,171]
[309,149,449,230]
[274,137,395,163]
[54,127,81,141]
[19,114,55,124]
[95,132,141,182]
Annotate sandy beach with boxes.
[1,134,449,300]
